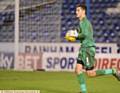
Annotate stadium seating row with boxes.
[0,0,120,52]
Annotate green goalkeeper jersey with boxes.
[77,17,95,47]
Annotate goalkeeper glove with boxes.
[67,29,78,38]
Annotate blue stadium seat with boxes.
[0,0,120,47]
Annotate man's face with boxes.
[76,7,84,18]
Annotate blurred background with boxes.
[0,0,120,92]
[0,0,120,71]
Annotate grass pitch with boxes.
[0,70,120,93]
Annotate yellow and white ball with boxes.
[65,32,76,42]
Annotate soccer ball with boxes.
[65,32,76,42]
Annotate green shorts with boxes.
[77,46,96,70]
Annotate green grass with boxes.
[0,70,120,93]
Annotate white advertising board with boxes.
[42,53,120,72]
[0,43,118,54]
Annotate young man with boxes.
[65,4,120,93]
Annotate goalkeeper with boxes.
[65,4,120,93]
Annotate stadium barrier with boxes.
[42,53,120,73]
[0,43,119,72]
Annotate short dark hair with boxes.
[76,4,87,12]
